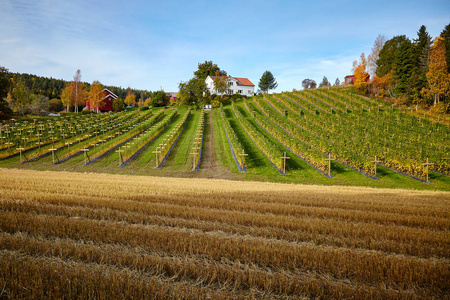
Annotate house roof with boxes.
[102,88,118,99]
[206,75,254,86]
[344,75,355,78]
[234,77,254,87]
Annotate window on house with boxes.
[228,82,233,86]
[238,90,243,94]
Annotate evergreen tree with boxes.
[376,35,410,78]
[441,23,450,73]
[258,71,278,94]
[334,78,340,86]
[0,66,13,115]
[394,38,414,95]
[319,76,331,88]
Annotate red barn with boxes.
[344,74,370,85]
[344,75,355,85]
[86,89,118,112]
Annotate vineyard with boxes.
[0,86,449,190]
[0,169,449,299]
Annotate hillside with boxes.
[0,87,449,190]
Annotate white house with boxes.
[205,75,255,96]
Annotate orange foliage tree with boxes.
[353,53,370,91]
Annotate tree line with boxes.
[0,68,168,118]
[352,23,450,113]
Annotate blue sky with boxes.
[1,0,449,93]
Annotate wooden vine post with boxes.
[81,148,90,165]
[371,155,381,178]
[190,146,198,170]
[116,147,124,165]
[325,154,333,177]
[238,150,248,170]
[16,147,26,163]
[422,157,434,183]
[281,152,290,175]
[49,147,59,164]
[153,146,161,167]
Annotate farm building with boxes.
[205,75,255,96]
[344,75,370,85]
[85,89,118,112]
[166,92,178,102]
[344,75,355,85]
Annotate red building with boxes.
[86,89,118,112]
[344,74,370,85]
[344,75,355,85]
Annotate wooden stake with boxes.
[48,148,58,164]
[371,155,381,178]
[325,154,333,177]
[238,150,248,170]
[153,146,161,167]
[422,157,434,183]
[281,152,290,174]
[116,147,124,165]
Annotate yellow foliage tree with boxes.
[60,83,73,112]
[144,97,152,106]
[422,37,450,105]
[124,92,136,107]
[88,81,104,113]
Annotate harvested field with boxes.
[0,168,449,299]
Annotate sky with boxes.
[0,0,449,93]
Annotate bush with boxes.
[139,106,150,111]
[0,112,11,120]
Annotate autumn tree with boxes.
[353,53,370,91]
[422,36,450,105]
[60,83,72,112]
[124,88,136,107]
[88,81,104,113]
[302,78,316,89]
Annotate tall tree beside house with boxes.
[213,75,229,98]
[194,61,227,80]
[421,36,450,106]
[60,83,72,112]
[124,88,136,107]
[258,71,278,94]
[334,78,340,86]
[88,81,104,113]
[150,90,168,107]
[178,79,206,106]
